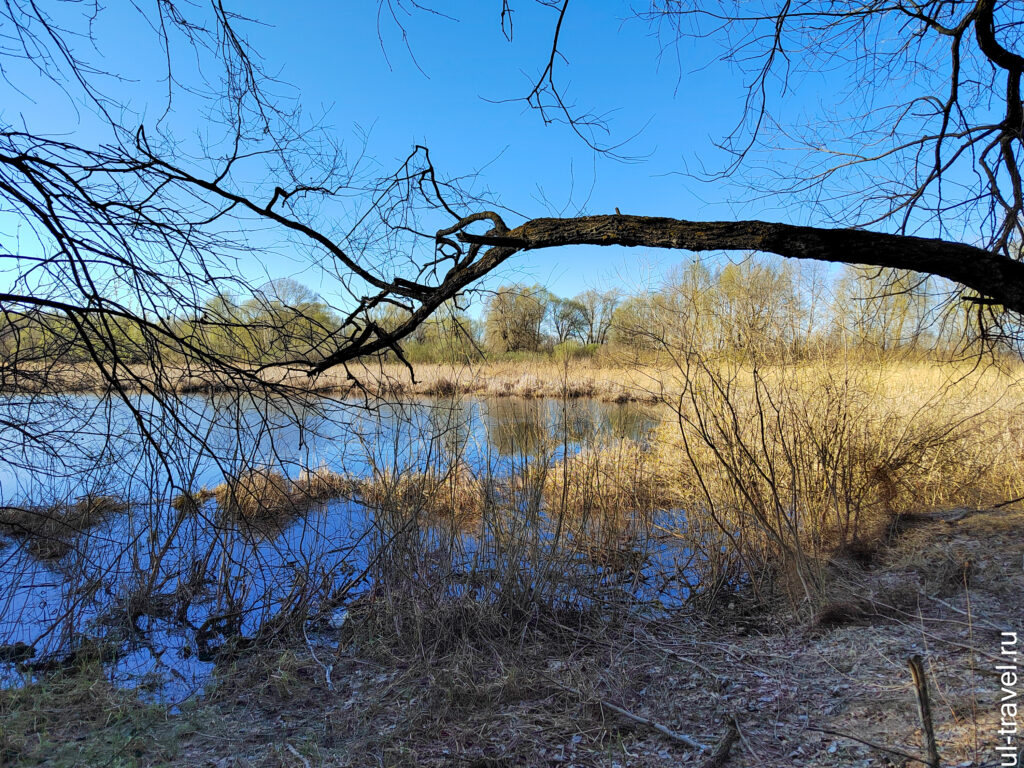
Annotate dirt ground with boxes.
[3,507,1022,767]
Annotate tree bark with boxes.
[459,215,1024,315]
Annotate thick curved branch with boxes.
[458,215,1024,314]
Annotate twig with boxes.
[809,726,932,765]
[302,623,334,691]
[600,699,709,751]
[700,714,739,768]
[909,655,941,768]
[732,715,761,762]
[285,743,312,768]
[922,593,1005,632]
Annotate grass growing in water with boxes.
[0,495,128,559]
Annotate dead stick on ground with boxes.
[909,655,941,768]
[810,727,933,766]
[600,699,709,751]
[285,743,312,768]
[700,714,739,768]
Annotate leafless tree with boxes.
[8,1,1024,413]
[358,1,1024,350]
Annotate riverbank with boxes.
[3,505,1020,767]
[3,355,1024,766]
[4,359,662,403]
[6,355,1020,406]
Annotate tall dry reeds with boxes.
[658,354,1024,607]
[209,464,357,536]
[543,438,664,562]
[21,359,660,403]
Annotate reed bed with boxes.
[9,360,662,403]
[357,469,487,530]
[656,355,1024,606]
[207,465,358,538]
[542,438,666,561]
[0,495,128,559]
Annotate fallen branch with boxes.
[600,699,709,751]
[809,726,932,766]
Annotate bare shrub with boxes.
[660,355,1024,608]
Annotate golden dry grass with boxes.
[543,438,666,559]
[357,469,486,529]
[210,465,356,535]
[654,355,1024,604]
[15,359,663,402]
[214,467,294,521]
[294,462,359,502]
[170,487,215,515]
[0,495,128,559]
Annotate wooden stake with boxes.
[908,655,941,768]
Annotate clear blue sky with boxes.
[228,1,771,299]
[1,2,852,304]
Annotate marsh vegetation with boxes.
[4,1,1024,764]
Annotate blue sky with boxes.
[231,1,762,299]
[2,2,871,306]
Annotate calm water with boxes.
[0,393,678,694]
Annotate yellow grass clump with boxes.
[294,463,358,503]
[214,468,294,521]
[211,464,356,535]
[170,487,215,515]
[358,469,486,529]
[0,495,128,559]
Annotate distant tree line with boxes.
[0,278,342,369]
[0,261,1005,371]
[473,261,994,361]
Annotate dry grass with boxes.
[214,467,294,521]
[656,355,1024,606]
[14,359,663,402]
[0,495,127,559]
[170,487,215,515]
[543,438,666,560]
[348,360,661,402]
[294,462,359,503]
[210,465,356,536]
[357,468,486,529]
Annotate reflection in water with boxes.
[482,398,654,458]
[0,393,662,695]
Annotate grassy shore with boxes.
[3,359,664,402]
[3,507,1021,767]
[10,353,1018,406]
[2,355,1024,766]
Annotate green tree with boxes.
[548,297,588,345]
[484,285,549,353]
